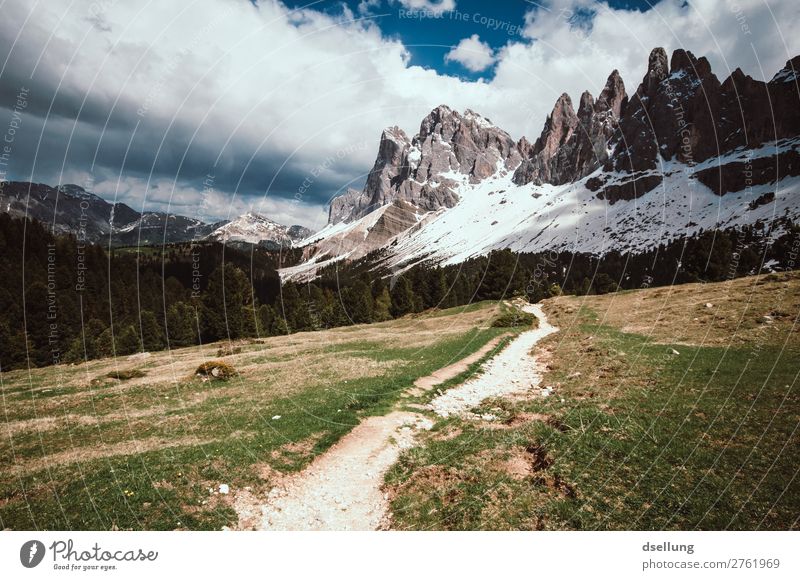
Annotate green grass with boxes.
[386,307,800,530]
[0,304,506,530]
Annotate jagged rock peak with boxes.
[536,93,578,154]
[512,73,628,187]
[642,47,669,95]
[670,48,713,79]
[381,125,411,146]
[419,104,460,140]
[771,55,800,83]
[328,188,367,225]
[578,91,595,118]
[597,69,627,117]
[552,92,575,113]
[330,104,522,225]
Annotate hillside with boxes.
[1,272,797,530]
[0,181,310,247]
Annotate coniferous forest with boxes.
[0,212,797,371]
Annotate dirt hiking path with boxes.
[429,304,558,418]
[237,303,556,530]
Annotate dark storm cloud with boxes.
[0,0,383,225]
[0,78,368,220]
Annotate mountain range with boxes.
[284,47,800,280]
[0,181,310,248]
[1,47,798,276]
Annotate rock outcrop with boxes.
[590,48,800,202]
[513,69,628,186]
[329,106,527,224]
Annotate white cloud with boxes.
[445,34,497,72]
[394,0,456,15]
[486,0,800,145]
[1,0,798,230]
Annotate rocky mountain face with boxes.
[0,181,140,243]
[329,107,527,224]
[0,181,310,248]
[513,70,627,186]
[291,47,799,280]
[588,49,800,201]
[296,199,425,275]
[328,47,800,222]
[112,212,220,246]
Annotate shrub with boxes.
[491,311,536,328]
[195,360,238,380]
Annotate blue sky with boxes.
[281,0,657,80]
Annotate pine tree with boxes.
[373,287,392,321]
[166,302,198,347]
[341,280,374,324]
[0,321,26,370]
[593,273,618,294]
[140,310,165,351]
[115,325,140,356]
[202,263,251,340]
[426,268,448,308]
[479,249,522,300]
[278,283,310,331]
[390,277,415,317]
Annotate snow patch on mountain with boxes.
[281,136,800,281]
[206,212,311,247]
[389,168,798,272]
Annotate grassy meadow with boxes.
[0,301,507,530]
[386,272,800,530]
[3,271,798,531]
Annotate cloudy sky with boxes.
[0,0,798,230]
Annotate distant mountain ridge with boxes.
[0,181,311,247]
[205,212,312,249]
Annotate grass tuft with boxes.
[491,311,536,328]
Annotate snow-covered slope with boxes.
[384,141,800,270]
[282,137,800,280]
[284,200,431,281]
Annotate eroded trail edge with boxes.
[238,303,557,530]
